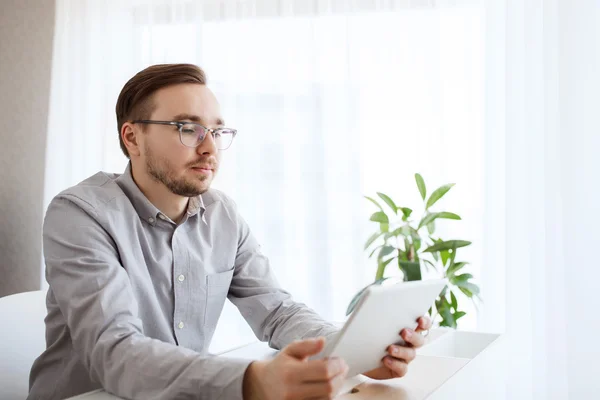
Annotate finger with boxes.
[383,356,409,378]
[387,344,416,362]
[283,337,325,359]
[401,328,425,348]
[416,315,432,331]
[296,365,348,398]
[297,358,348,382]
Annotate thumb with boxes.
[283,337,326,360]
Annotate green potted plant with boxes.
[346,174,481,328]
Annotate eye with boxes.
[181,123,197,135]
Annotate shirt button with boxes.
[148,217,155,223]
[178,321,184,329]
[177,274,185,282]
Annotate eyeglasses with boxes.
[132,120,237,150]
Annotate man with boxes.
[29,64,431,400]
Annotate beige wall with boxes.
[0,0,55,297]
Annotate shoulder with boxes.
[200,188,245,226]
[201,188,238,210]
[47,171,127,216]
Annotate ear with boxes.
[121,122,141,157]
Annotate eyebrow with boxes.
[171,113,225,126]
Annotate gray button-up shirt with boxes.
[28,163,338,400]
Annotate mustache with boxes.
[188,157,218,169]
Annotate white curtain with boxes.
[481,0,600,398]
[45,0,600,396]
[46,0,486,353]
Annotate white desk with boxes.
[65,329,503,400]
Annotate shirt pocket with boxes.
[204,268,234,338]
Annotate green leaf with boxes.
[456,282,480,296]
[397,249,407,261]
[437,212,461,220]
[440,285,448,298]
[413,239,422,252]
[375,257,395,280]
[447,261,468,277]
[380,223,389,233]
[449,246,457,265]
[415,173,427,200]
[385,226,408,240]
[400,207,413,221]
[435,296,445,311]
[440,250,450,267]
[384,231,398,241]
[368,245,383,258]
[364,231,384,250]
[418,212,462,229]
[436,299,456,328]
[451,273,474,284]
[370,211,389,224]
[365,196,384,212]
[450,291,458,311]
[426,183,455,210]
[423,240,472,253]
[427,220,436,235]
[418,213,437,229]
[408,226,421,240]
[377,192,398,214]
[378,245,395,259]
[431,251,439,262]
[454,311,467,320]
[346,287,368,316]
[382,257,395,267]
[399,260,421,281]
[422,259,437,271]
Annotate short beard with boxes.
[145,144,211,197]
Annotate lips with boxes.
[189,158,217,173]
[190,165,214,176]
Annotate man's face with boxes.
[139,83,223,197]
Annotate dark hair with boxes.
[115,63,207,158]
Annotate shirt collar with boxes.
[116,162,207,226]
[187,194,208,224]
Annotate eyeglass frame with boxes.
[131,119,237,150]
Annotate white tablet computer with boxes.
[314,278,447,377]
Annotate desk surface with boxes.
[65,329,504,400]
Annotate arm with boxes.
[44,196,251,399]
[224,202,338,350]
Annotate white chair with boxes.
[0,290,48,400]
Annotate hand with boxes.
[243,337,349,400]
[363,315,432,380]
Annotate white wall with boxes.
[0,0,55,297]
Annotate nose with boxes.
[197,129,218,156]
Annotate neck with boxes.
[130,162,188,223]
